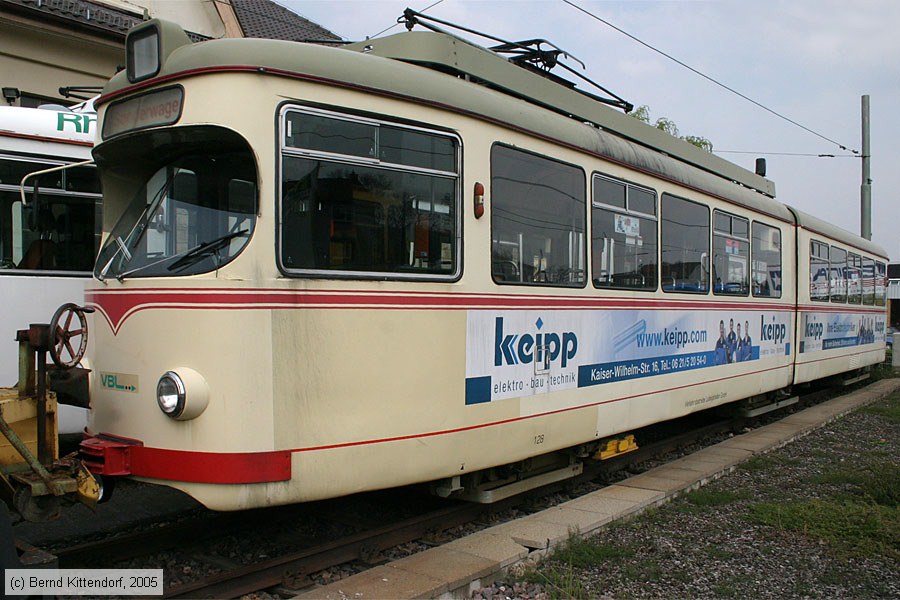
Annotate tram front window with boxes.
[96,149,256,279]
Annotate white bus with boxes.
[0,100,100,432]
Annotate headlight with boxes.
[156,368,209,420]
[157,371,185,417]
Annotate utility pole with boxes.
[861,94,871,240]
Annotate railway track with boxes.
[38,380,858,599]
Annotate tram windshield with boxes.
[95,136,256,280]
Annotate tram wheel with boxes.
[13,487,61,523]
[95,474,116,504]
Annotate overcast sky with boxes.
[280,0,899,259]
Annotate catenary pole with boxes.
[861,94,871,240]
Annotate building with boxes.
[887,263,900,326]
[0,0,340,107]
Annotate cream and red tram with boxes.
[79,19,887,510]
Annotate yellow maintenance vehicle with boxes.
[1,304,100,569]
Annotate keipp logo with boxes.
[760,314,788,345]
[494,317,578,368]
[803,316,824,340]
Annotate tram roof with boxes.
[103,21,796,221]
[789,206,887,258]
[344,31,775,199]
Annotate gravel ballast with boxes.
[474,387,900,599]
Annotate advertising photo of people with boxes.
[714,317,753,365]
[715,319,728,365]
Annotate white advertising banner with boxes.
[465,308,793,405]
[799,311,885,354]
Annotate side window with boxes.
[809,240,829,301]
[661,194,709,293]
[847,253,862,304]
[751,222,781,298]
[830,246,847,303]
[712,210,749,296]
[591,174,657,291]
[491,145,585,287]
[862,257,876,305]
[876,261,886,306]
[280,108,459,278]
[0,157,101,273]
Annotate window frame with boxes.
[590,172,658,292]
[750,220,782,299]
[876,261,886,306]
[660,193,710,295]
[490,143,587,288]
[862,256,876,306]
[847,252,862,305]
[809,240,830,302]
[277,104,462,281]
[830,245,848,303]
[712,209,750,297]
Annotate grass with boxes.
[675,488,748,515]
[551,534,636,567]
[863,399,900,424]
[809,468,869,487]
[810,462,900,507]
[858,462,900,507]
[521,389,900,597]
[522,562,587,600]
[869,361,897,382]
[748,498,899,561]
[520,534,635,599]
[753,415,900,562]
[738,454,801,472]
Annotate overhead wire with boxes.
[562,0,860,156]
[716,150,859,158]
[229,0,858,158]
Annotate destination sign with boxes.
[102,86,183,139]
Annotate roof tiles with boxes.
[0,0,341,42]
[231,0,341,42]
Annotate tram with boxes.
[0,100,101,431]
[79,16,887,510]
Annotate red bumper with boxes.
[79,434,292,484]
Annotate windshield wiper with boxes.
[167,229,249,273]
[97,236,132,281]
[115,229,249,280]
[100,176,175,279]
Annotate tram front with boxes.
[79,20,292,508]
